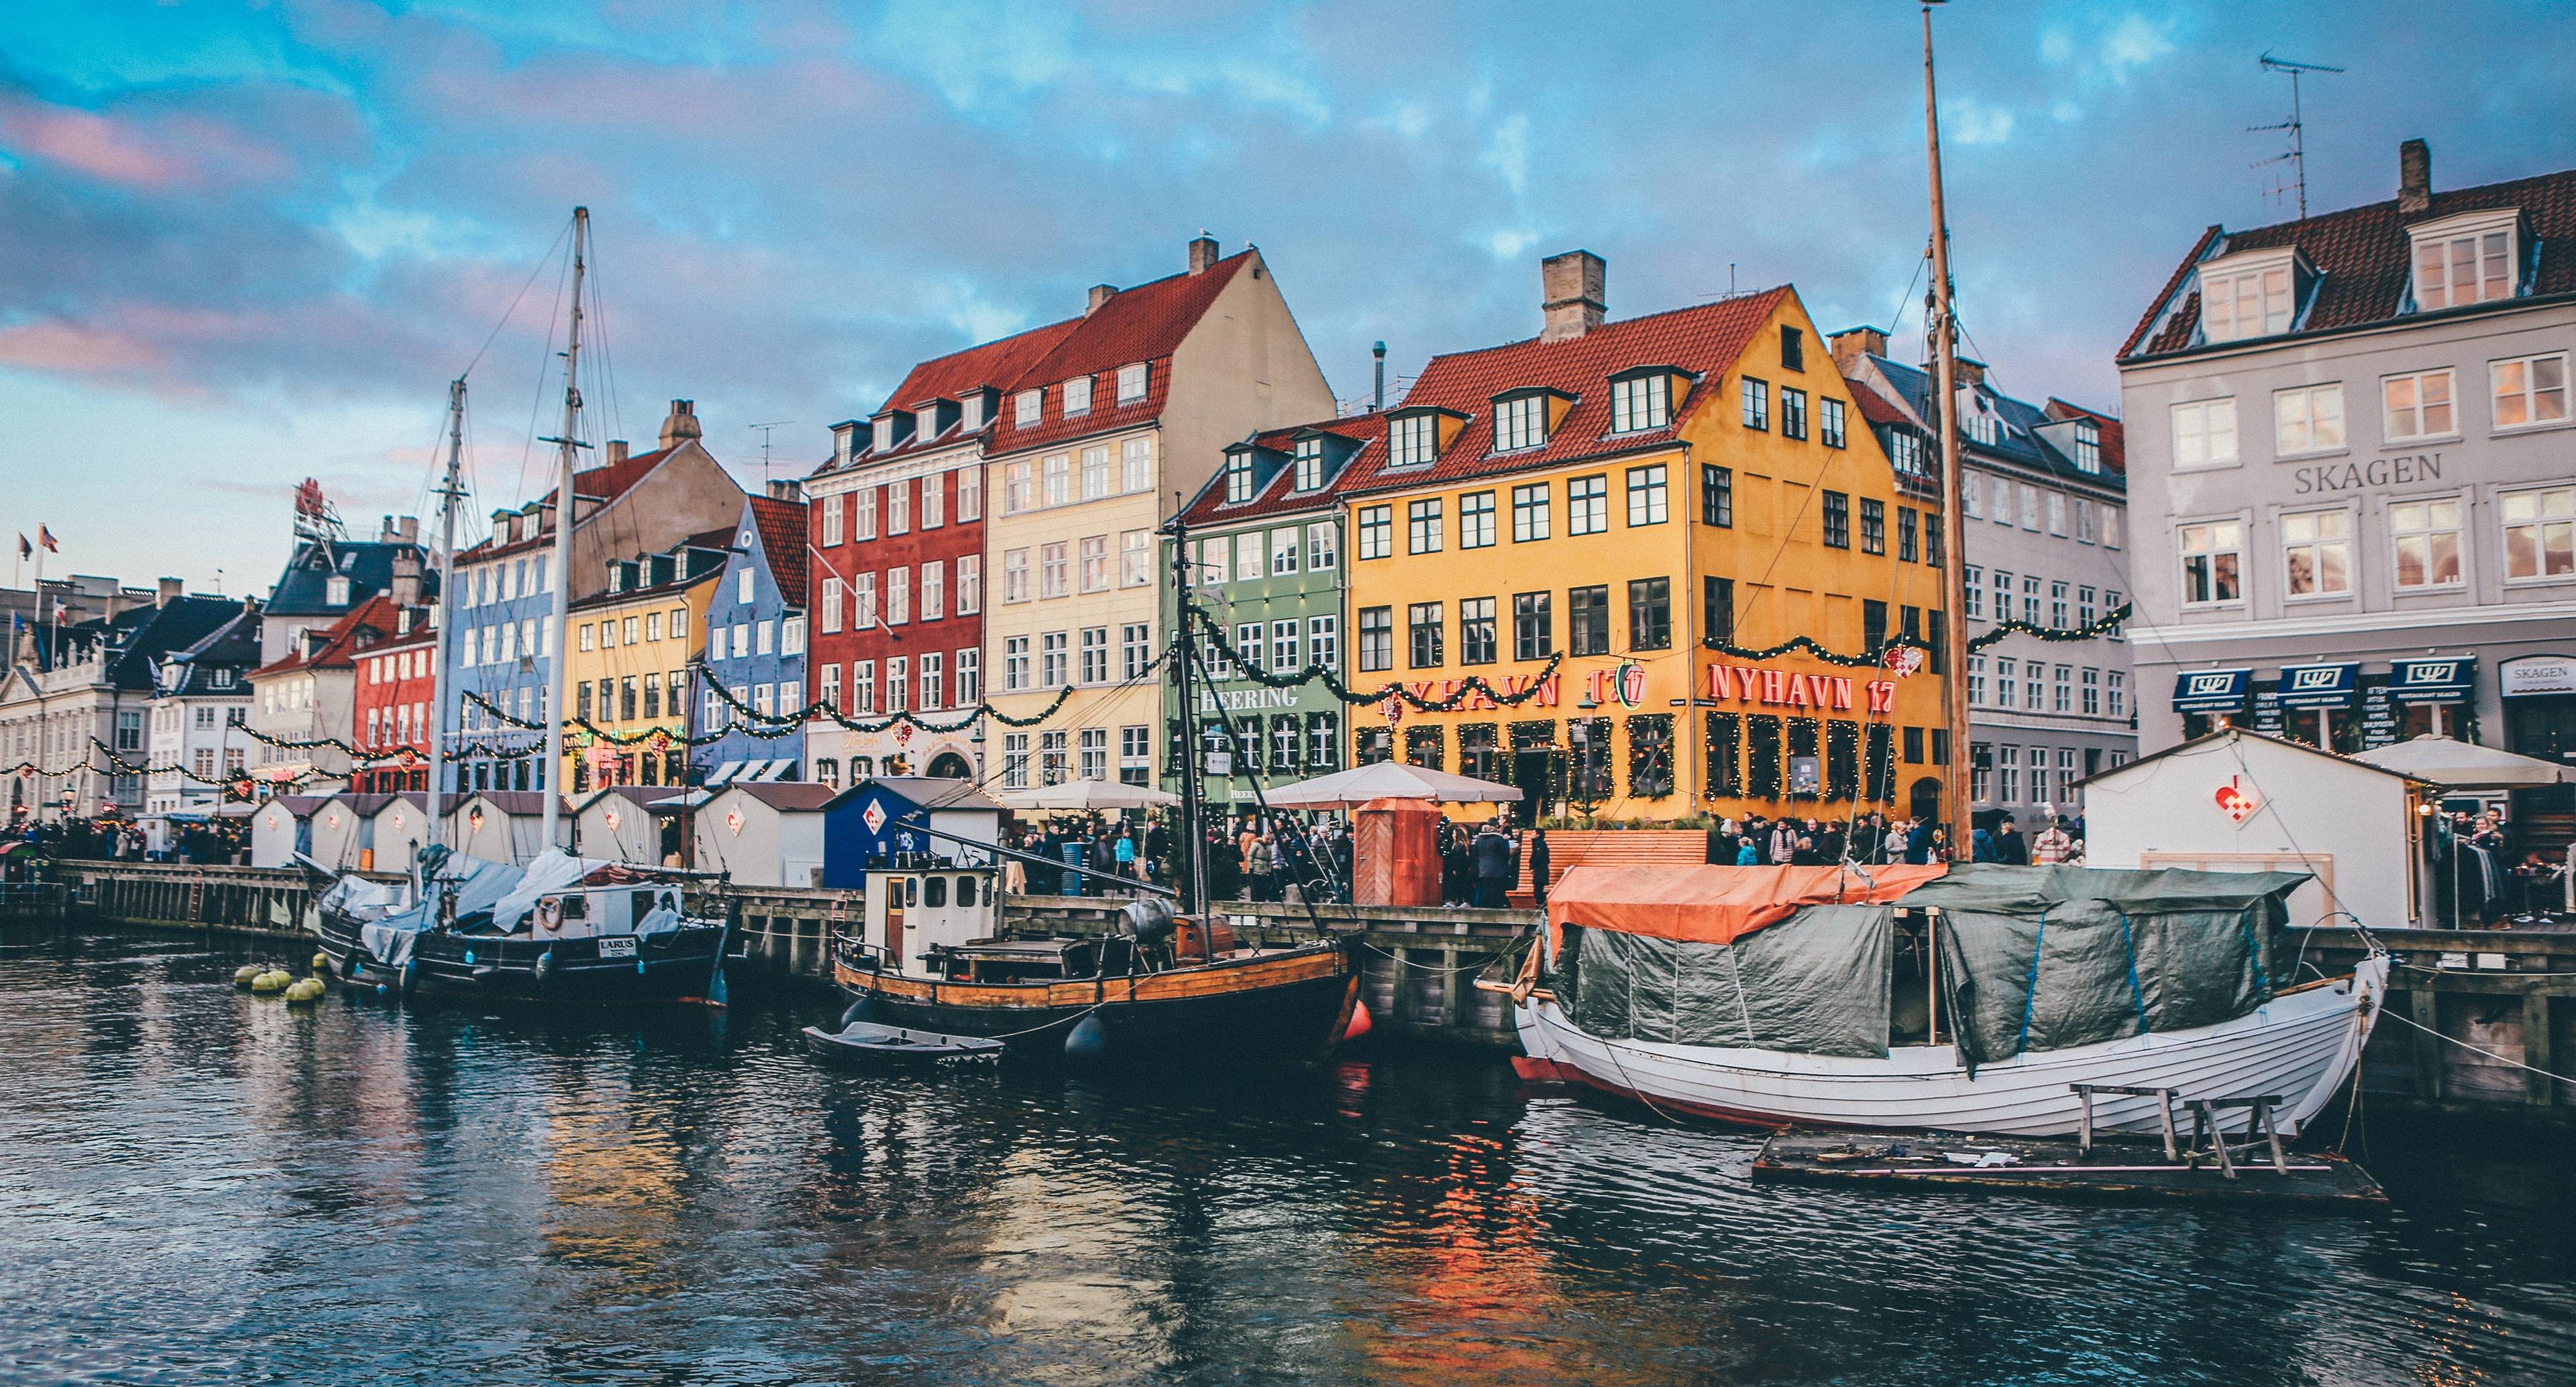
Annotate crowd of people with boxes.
[7,814,244,865]
[995,812,1360,905]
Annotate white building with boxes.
[141,604,260,848]
[2,585,244,826]
[691,782,835,887]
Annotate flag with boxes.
[38,526,58,553]
[14,535,26,560]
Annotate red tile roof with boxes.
[744,494,808,602]
[1179,412,1389,528]
[817,318,1087,476]
[2043,399,2127,474]
[458,445,680,562]
[1342,288,1789,495]
[987,252,1255,456]
[1851,383,1915,430]
[250,594,407,678]
[2122,164,2576,358]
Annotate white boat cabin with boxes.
[529,881,688,942]
[861,865,1000,975]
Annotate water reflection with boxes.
[3,922,2574,1386]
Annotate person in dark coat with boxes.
[1328,824,1354,901]
[1994,820,2031,866]
[1440,823,1472,906]
[1470,821,1515,909]
[1205,828,1242,903]
[1527,828,1552,909]
[1903,818,1935,865]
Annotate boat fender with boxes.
[839,995,883,1029]
[637,958,647,975]
[233,965,263,989]
[1065,1012,1110,1062]
[311,952,329,972]
[400,959,417,993]
[533,950,553,986]
[462,949,475,966]
[1344,999,1373,1043]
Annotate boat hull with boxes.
[1515,956,2386,1139]
[312,908,729,1003]
[833,942,1358,1062]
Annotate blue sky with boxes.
[3,1,2571,594]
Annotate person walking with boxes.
[1245,832,1277,902]
[1527,826,1552,909]
[1471,819,1515,909]
[1994,819,2030,866]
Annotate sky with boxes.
[3,0,2571,598]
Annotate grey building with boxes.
[2117,140,2576,845]
[1837,332,2137,833]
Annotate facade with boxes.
[983,235,1338,791]
[2116,141,2576,810]
[803,317,1077,787]
[1339,253,1951,825]
[561,529,730,794]
[247,594,417,789]
[258,512,432,668]
[1161,413,1378,804]
[140,602,260,836]
[1837,337,2137,830]
[695,488,812,785]
[445,400,745,795]
[3,588,245,824]
[350,619,438,793]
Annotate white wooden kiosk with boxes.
[248,795,324,868]
[690,782,836,887]
[2080,726,2435,932]
[365,792,436,873]
[445,790,571,865]
[306,792,391,872]
[575,785,691,866]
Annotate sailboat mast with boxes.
[1168,512,1208,916]
[427,376,466,840]
[541,207,589,849]
[1921,5,1974,846]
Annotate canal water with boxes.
[5,924,2574,1386]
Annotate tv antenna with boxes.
[747,421,794,482]
[2251,52,2343,219]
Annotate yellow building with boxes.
[562,531,729,792]
[1340,252,1951,824]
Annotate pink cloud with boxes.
[0,99,194,188]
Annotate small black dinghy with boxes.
[801,1020,1006,1066]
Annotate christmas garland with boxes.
[1187,606,1564,712]
[1702,604,2131,665]
[1969,604,2131,650]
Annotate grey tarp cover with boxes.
[356,856,523,968]
[1898,865,2303,1068]
[1557,905,1894,1058]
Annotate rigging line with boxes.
[962,655,1171,797]
[462,215,574,382]
[580,217,621,448]
[2379,1007,2576,1087]
[515,243,575,510]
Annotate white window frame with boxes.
[820,494,844,547]
[2411,210,2517,312]
[2388,495,2467,592]
[1014,389,1042,427]
[2198,249,2299,343]
[2381,368,2457,443]
[2490,352,2571,433]
[1116,362,1148,404]
[1271,527,1301,575]
[2279,506,2355,602]
[1306,520,1337,573]
[2177,518,2247,608]
[1062,375,1092,416]
[2272,383,2346,457]
[2500,484,2576,585]
[2170,397,2239,471]
[955,463,983,520]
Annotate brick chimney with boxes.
[606,439,630,466]
[765,478,801,501]
[1087,284,1118,315]
[390,550,423,608]
[2399,137,2432,214]
[658,400,701,449]
[1541,249,1606,342]
[1952,357,1988,390]
[1829,325,1888,374]
[156,576,182,607]
[1187,233,1220,275]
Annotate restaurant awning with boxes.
[2275,661,2361,711]
[2387,657,2477,706]
[2171,668,2252,713]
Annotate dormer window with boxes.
[325,575,352,606]
[1224,451,1256,504]
[1117,363,1148,404]
[1293,437,1326,492]
[1609,370,1674,434]
[2410,209,2518,311]
[1492,392,1551,453]
[2073,421,2102,474]
[1389,413,1436,467]
[1015,389,1042,427]
[2198,247,2305,343]
[916,404,942,441]
[959,393,984,430]
[873,416,896,451]
[1063,376,1092,416]
[831,421,858,464]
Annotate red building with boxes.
[351,618,439,792]
[802,318,1078,785]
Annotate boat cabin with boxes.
[859,864,1001,973]
[529,883,686,940]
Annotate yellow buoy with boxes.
[286,978,325,1003]
[312,952,329,972]
[251,970,290,993]
[233,965,263,988]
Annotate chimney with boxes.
[1540,249,1606,342]
[659,400,701,449]
[606,439,630,466]
[396,515,419,544]
[1829,325,1888,374]
[2399,137,2432,214]
[1952,357,1988,390]
[1087,284,1119,315]
[380,514,396,542]
[1187,233,1220,275]
[156,577,182,607]
[765,478,800,501]
[390,550,423,608]
[1373,341,1387,409]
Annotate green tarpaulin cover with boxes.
[1558,905,1894,1058]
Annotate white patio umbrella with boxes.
[998,779,1182,812]
[1262,761,1525,811]
[2353,734,2573,788]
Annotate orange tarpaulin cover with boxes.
[1546,863,1949,950]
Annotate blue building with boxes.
[693,484,811,785]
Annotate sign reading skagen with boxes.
[2291,451,2441,496]
[2501,655,2576,698]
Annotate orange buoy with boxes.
[1343,999,1373,1042]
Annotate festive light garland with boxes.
[1702,604,2131,665]
[1187,607,1565,712]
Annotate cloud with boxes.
[0,97,191,186]
[1942,98,2016,147]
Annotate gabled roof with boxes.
[459,445,681,563]
[743,494,809,604]
[156,603,262,696]
[1179,412,1389,528]
[987,252,1256,455]
[832,775,1006,814]
[2121,162,2576,359]
[250,594,407,679]
[567,531,733,614]
[2077,724,2425,790]
[2043,398,2127,476]
[1342,288,1788,494]
[1862,357,2125,494]
[709,781,838,812]
[816,319,1087,477]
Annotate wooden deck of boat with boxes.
[1750,1129,2387,1209]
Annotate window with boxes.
[1040,542,1069,598]
[1307,615,1337,671]
[920,474,945,529]
[1079,535,1110,592]
[1569,476,1608,535]
[2082,667,2100,715]
[1040,631,1068,687]
[1444,597,1493,666]
[1358,506,1393,560]
[1001,463,1032,516]
[2049,581,2069,628]
[1293,437,1326,492]
[1358,607,1393,671]
[2107,672,2126,717]
[2273,384,2345,455]
[1408,602,1444,668]
[2171,398,2239,469]
[1513,592,1552,661]
[1079,626,1109,685]
[1569,585,1610,656]
[957,464,982,520]
[1780,387,1807,441]
[1888,428,1927,479]
[2491,354,2570,431]
[1234,534,1263,583]
[1701,465,1733,527]
[1741,377,1769,430]
[1989,475,2014,523]
[1271,618,1301,673]
[1610,373,1670,433]
[1072,446,1107,501]
[1015,389,1042,426]
[1121,624,1152,681]
[1002,549,1029,604]
[1780,325,1805,371]
[2379,369,2456,442]
[820,662,842,713]
[1120,725,1151,785]
[886,479,910,535]
[2053,667,2072,714]
[2390,498,2465,589]
[1407,498,1443,554]
[2021,574,2041,625]
[1389,412,1436,467]
[1494,394,1548,452]
[2072,420,2100,472]
[2074,498,2095,544]
[2415,223,2514,310]
[1627,577,1670,651]
[1993,661,2015,712]
[2019,484,2041,531]
[1704,576,1734,645]
[2046,494,2067,537]
[1117,362,1148,404]
[1122,437,1152,492]
[1223,451,1254,503]
[1460,492,1497,548]
[2078,586,2096,626]
[820,494,845,547]
[1896,506,1919,563]
[1039,730,1067,785]
[1625,465,1668,526]
[957,554,981,613]
[579,622,596,653]
[1862,598,1888,655]
[1002,733,1028,789]
[782,614,807,655]
[1968,657,1987,708]
[1043,453,1070,506]
[1821,491,1850,549]
[1307,520,1337,573]
[2179,520,2245,604]
[1508,484,1552,543]
[1118,531,1151,588]
[885,570,908,626]
[1860,498,1886,555]
[2282,510,2353,598]
[2202,261,2295,341]
[2502,486,2576,581]
[1062,375,1092,417]
[1821,397,1846,449]
[917,653,943,710]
